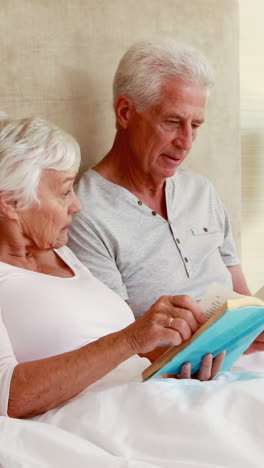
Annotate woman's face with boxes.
[18,169,81,250]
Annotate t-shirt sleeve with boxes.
[68,213,128,300]
[0,307,18,416]
[210,182,240,267]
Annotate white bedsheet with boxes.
[1,354,264,468]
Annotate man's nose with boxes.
[172,125,193,151]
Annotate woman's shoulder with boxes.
[0,261,27,289]
[55,245,92,275]
[0,260,18,277]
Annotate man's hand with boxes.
[164,351,226,381]
[244,332,264,354]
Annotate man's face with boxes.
[125,77,207,182]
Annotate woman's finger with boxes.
[169,295,206,324]
[169,317,192,341]
[161,328,183,346]
[172,309,200,333]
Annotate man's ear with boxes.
[115,95,135,129]
[0,192,19,220]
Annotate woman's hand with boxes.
[124,295,206,355]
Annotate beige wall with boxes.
[240,0,264,292]
[0,0,241,243]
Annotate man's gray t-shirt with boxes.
[68,168,239,318]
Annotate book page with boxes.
[199,283,244,320]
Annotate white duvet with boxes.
[1,353,264,468]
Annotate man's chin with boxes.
[160,165,180,179]
[159,157,184,175]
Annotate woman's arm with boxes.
[8,295,205,419]
[8,330,133,418]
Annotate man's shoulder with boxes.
[75,169,117,215]
[75,168,103,198]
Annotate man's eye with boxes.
[64,190,71,196]
[167,120,180,125]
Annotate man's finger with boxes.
[179,362,192,379]
[211,351,226,379]
[196,354,213,381]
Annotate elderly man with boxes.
[68,39,250,323]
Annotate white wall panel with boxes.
[0,0,240,246]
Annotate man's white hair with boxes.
[113,38,215,112]
[0,116,80,211]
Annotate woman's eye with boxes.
[64,190,71,197]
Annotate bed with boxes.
[0,352,264,468]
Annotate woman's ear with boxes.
[0,192,19,220]
[115,95,135,129]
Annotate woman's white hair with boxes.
[0,116,81,211]
[113,38,215,112]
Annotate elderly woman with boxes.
[0,116,227,420]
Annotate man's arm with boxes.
[227,265,264,353]
[244,332,264,353]
[68,212,128,300]
[227,265,251,295]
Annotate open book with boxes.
[142,283,264,381]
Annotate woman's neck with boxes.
[0,219,40,268]
[0,220,74,278]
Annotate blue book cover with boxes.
[142,289,264,381]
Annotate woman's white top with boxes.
[0,246,135,416]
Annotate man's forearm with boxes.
[228,265,251,295]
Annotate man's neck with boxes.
[93,133,168,218]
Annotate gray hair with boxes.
[0,116,81,211]
[113,38,215,112]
